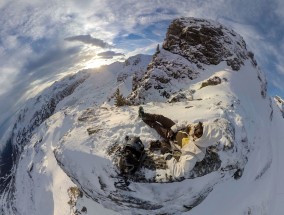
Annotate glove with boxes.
[167,129,175,139]
[164,153,173,161]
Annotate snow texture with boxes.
[1,18,284,215]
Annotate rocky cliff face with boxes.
[129,17,265,104]
[163,17,252,70]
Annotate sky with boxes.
[0,0,283,137]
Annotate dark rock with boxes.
[200,76,222,89]
[188,147,221,178]
[81,207,87,213]
[233,169,243,180]
[168,93,188,103]
[87,127,102,135]
[163,17,249,71]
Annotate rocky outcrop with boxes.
[117,54,151,85]
[163,17,250,71]
[129,17,260,104]
[200,76,222,89]
[128,48,200,104]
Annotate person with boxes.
[139,106,222,179]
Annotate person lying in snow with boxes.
[139,106,223,179]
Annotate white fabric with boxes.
[166,154,197,179]
[170,121,187,133]
[193,123,222,148]
[166,121,222,179]
[182,141,206,162]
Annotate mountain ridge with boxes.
[129,17,266,104]
[0,18,284,215]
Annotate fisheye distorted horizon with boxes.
[0,0,283,137]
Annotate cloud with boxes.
[65,35,112,48]
[97,51,124,59]
[276,0,284,20]
[0,0,283,140]
[276,64,284,75]
[270,79,284,96]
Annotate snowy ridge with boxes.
[0,54,151,215]
[0,71,91,214]
[1,18,284,215]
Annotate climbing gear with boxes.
[125,136,144,154]
[118,136,145,174]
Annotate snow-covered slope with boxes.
[1,18,284,215]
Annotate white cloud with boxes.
[0,0,283,135]
[97,51,124,59]
[126,42,157,57]
[276,64,284,75]
[271,79,284,92]
[65,35,112,48]
[275,0,284,19]
[0,67,18,96]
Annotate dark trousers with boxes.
[142,113,175,139]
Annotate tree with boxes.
[156,44,160,54]
[114,88,128,107]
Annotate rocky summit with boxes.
[129,17,262,104]
[164,17,252,70]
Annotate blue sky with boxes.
[0,0,283,136]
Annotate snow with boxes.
[1,28,284,215]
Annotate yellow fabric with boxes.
[182,137,189,147]
[175,131,188,147]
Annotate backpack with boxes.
[118,136,145,174]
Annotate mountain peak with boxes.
[129,17,260,104]
[163,17,255,70]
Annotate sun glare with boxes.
[84,58,107,69]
